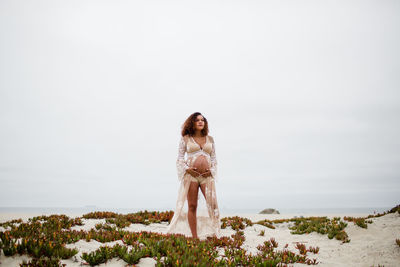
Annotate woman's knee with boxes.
[188,203,197,212]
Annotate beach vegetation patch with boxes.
[220,216,253,231]
[343,216,373,229]
[308,246,319,254]
[294,242,307,255]
[289,216,350,243]
[82,210,174,227]
[255,219,275,229]
[20,255,66,266]
[2,205,398,265]
[95,222,116,231]
[366,204,400,219]
[0,218,23,229]
[81,245,115,265]
[82,211,118,219]
[256,238,319,266]
[0,211,321,266]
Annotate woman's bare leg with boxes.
[199,183,207,199]
[199,180,217,238]
[187,180,199,238]
[199,179,217,215]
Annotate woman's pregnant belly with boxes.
[191,155,209,174]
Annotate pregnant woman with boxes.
[166,112,221,239]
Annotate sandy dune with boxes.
[0,211,399,266]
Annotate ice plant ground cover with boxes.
[0,205,398,266]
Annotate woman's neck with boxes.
[193,130,203,137]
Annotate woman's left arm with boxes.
[209,136,218,181]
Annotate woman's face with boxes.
[194,115,205,131]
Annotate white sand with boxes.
[1,212,399,267]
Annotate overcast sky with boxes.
[0,0,399,211]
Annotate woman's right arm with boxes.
[176,136,190,182]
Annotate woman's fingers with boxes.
[191,170,201,177]
[200,170,211,177]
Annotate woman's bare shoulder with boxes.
[208,135,214,143]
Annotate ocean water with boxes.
[220,207,393,215]
[0,206,394,215]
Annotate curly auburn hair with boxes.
[181,112,209,137]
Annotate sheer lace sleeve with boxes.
[209,136,218,182]
[176,136,189,182]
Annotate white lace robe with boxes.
[166,135,221,239]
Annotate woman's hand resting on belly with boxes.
[186,166,211,178]
[186,167,201,177]
[200,169,211,178]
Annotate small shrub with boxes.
[295,242,307,255]
[81,245,115,265]
[308,246,319,254]
[19,256,66,267]
[335,230,350,243]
